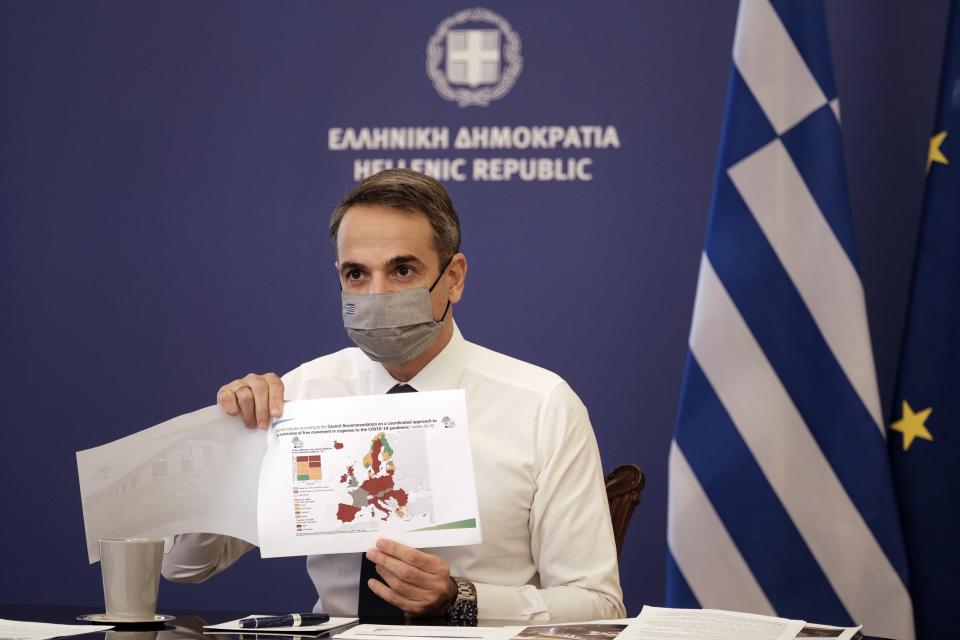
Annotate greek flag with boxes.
[666,2,914,639]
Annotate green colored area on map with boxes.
[297,475,309,481]
[380,434,394,457]
[411,518,477,532]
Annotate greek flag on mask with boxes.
[665,1,914,639]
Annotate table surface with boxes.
[0,603,528,640]
[0,603,889,640]
[1,603,354,640]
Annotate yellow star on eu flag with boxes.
[928,131,949,171]
[890,400,934,451]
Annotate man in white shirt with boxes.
[161,169,624,622]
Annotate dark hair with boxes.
[329,169,461,264]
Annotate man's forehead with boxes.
[336,204,439,265]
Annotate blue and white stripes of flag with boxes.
[666,1,914,638]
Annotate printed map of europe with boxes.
[333,431,433,528]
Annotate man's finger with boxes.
[218,382,241,416]
[366,549,428,587]
[366,577,412,612]
[375,564,432,601]
[265,372,284,417]
[375,539,441,573]
[235,385,256,427]
[244,374,271,429]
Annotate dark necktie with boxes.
[357,383,417,620]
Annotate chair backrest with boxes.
[605,464,645,559]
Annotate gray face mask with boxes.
[341,264,451,363]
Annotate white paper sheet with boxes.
[76,405,267,562]
[257,390,481,557]
[203,615,358,634]
[334,625,523,640]
[621,607,805,640]
[0,618,113,640]
[76,392,481,561]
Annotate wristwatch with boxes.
[445,576,478,626]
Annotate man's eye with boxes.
[396,265,412,277]
[347,269,363,281]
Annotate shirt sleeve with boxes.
[473,382,626,622]
[161,370,298,586]
[161,533,254,583]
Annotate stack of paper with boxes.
[621,607,861,640]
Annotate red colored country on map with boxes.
[337,503,361,523]
[334,441,344,449]
[368,437,383,474]
[369,488,409,518]
[360,471,410,519]
[361,469,395,495]
[382,488,409,507]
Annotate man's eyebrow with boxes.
[339,255,426,274]
[339,261,365,274]
[385,255,426,268]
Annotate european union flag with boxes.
[889,3,960,638]
[667,1,913,638]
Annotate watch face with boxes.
[449,598,478,625]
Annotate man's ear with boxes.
[447,253,468,303]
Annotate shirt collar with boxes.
[367,321,468,395]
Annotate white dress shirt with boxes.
[162,324,625,622]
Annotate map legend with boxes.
[296,455,322,481]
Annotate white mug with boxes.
[99,538,164,619]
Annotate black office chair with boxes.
[604,464,645,559]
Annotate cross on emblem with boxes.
[426,8,522,107]
[446,29,501,87]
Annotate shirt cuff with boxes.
[473,582,549,622]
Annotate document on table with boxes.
[76,405,266,562]
[258,390,481,557]
[621,607,805,640]
[335,625,523,640]
[76,390,481,561]
[0,618,113,640]
[509,623,627,640]
[204,615,358,635]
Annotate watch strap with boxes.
[446,576,478,626]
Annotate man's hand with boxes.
[365,539,458,617]
[218,373,284,429]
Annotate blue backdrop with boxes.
[0,0,947,614]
